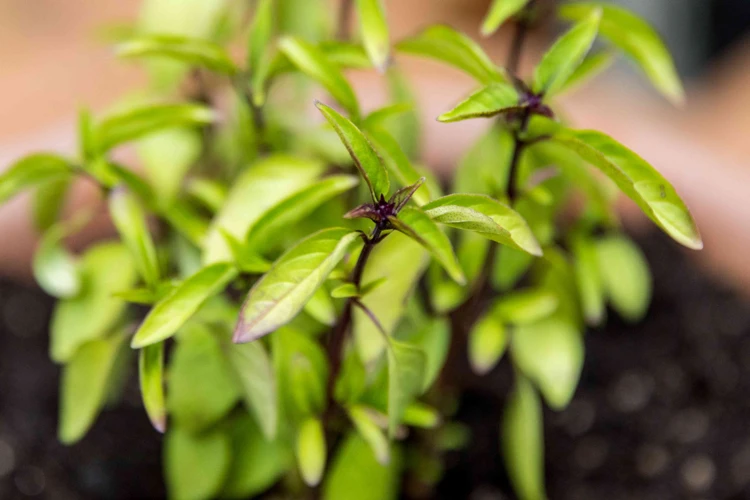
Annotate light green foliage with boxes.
[118,34,237,74]
[347,405,391,464]
[296,417,327,486]
[247,0,274,106]
[558,50,615,95]
[494,288,559,325]
[481,0,530,36]
[596,234,652,322]
[356,0,390,71]
[439,82,521,122]
[560,2,684,104]
[365,127,430,205]
[139,342,167,432]
[570,231,605,325]
[33,223,81,299]
[387,340,426,437]
[165,425,231,500]
[32,175,71,231]
[468,313,507,375]
[273,328,329,419]
[0,153,72,205]
[109,188,161,287]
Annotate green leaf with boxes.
[97,103,215,152]
[423,194,542,256]
[402,402,441,429]
[117,34,238,74]
[220,414,291,498]
[512,317,583,409]
[570,231,605,325]
[323,433,402,500]
[33,225,81,299]
[304,286,338,326]
[468,313,507,375]
[165,425,231,500]
[316,101,389,201]
[32,175,71,231]
[362,103,413,130]
[235,229,361,342]
[389,207,465,285]
[348,405,390,465]
[109,188,161,287]
[481,0,529,36]
[279,36,360,118]
[225,340,278,439]
[0,153,72,205]
[58,335,124,444]
[502,375,546,500]
[204,155,325,264]
[560,2,684,104]
[245,174,359,251]
[296,417,326,487]
[558,50,615,95]
[596,234,651,322]
[139,342,167,433]
[364,127,430,205]
[248,0,274,106]
[533,8,601,96]
[166,324,241,432]
[396,25,505,84]
[356,0,390,71]
[438,82,522,123]
[273,328,328,419]
[408,318,450,391]
[137,128,202,207]
[387,340,426,437]
[331,283,359,299]
[551,129,702,249]
[494,288,558,325]
[131,263,238,348]
[51,243,136,363]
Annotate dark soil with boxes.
[1,230,749,499]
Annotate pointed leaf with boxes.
[494,288,558,325]
[356,0,390,71]
[481,0,529,36]
[139,342,167,432]
[560,2,684,104]
[558,50,615,95]
[468,314,507,375]
[0,153,72,205]
[109,188,161,287]
[32,175,72,231]
[570,231,605,325]
[423,194,542,256]
[348,405,390,465]
[248,0,275,106]
[362,103,413,130]
[596,234,651,322]
[397,25,505,84]
[533,8,601,96]
[59,335,124,444]
[165,425,231,500]
[502,375,546,500]
[131,263,239,348]
[402,402,441,429]
[389,207,465,285]
[344,203,381,222]
[365,128,430,205]
[235,229,361,342]
[438,82,522,122]
[387,340,426,437]
[331,283,359,299]
[280,36,360,118]
[296,417,326,487]
[117,34,238,74]
[316,101,389,201]
[389,177,426,213]
[551,129,702,249]
[33,225,81,299]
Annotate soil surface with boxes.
[1,231,749,499]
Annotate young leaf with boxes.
[494,288,558,325]
[389,207,465,285]
[365,128,430,205]
[355,0,390,71]
[316,101,390,201]
[502,375,546,500]
[97,103,215,152]
[438,82,522,123]
[560,2,684,104]
[225,339,278,439]
[51,243,136,363]
[422,194,542,256]
[109,188,161,287]
[402,402,441,429]
[138,128,202,208]
[139,341,166,433]
[387,339,427,437]
[165,425,231,500]
[532,8,601,96]
[570,231,605,325]
[33,225,80,299]
[131,263,239,348]
[245,174,359,250]
[481,0,529,36]
[408,317,451,391]
[221,230,273,274]
[296,417,326,487]
[248,0,274,106]
[362,103,413,130]
[389,177,426,213]
[596,234,652,322]
[551,129,702,249]
[331,283,359,299]
[512,317,584,409]
[235,229,361,342]
[323,433,402,500]
[558,50,615,95]
[166,324,241,432]
[58,335,124,444]
[32,175,71,231]
[347,405,390,465]
[279,36,360,118]
[304,285,338,326]
[117,34,238,74]
[396,25,506,84]
[273,328,329,418]
[468,313,507,375]
[0,153,72,205]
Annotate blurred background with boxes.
[1,0,749,498]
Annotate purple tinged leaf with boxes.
[389,177,426,213]
[344,203,381,222]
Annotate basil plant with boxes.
[2,0,700,498]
